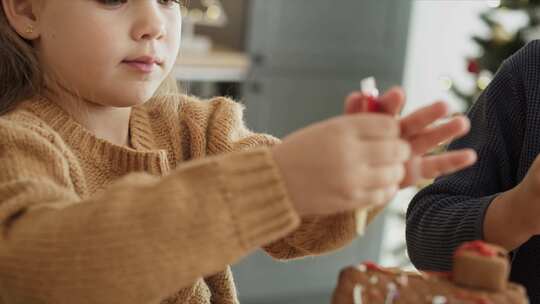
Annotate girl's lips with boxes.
[122,55,163,73]
[122,61,157,73]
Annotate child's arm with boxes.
[406,54,526,272]
[199,95,474,260]
[262,213,358,259]
[198,98,358,258]
[0,95,408,303]
[0,123,300,303]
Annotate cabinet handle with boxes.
[249,82,263,94]
[252,53,266,67]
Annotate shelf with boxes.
[173,47,251,82]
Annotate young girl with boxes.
[0,0,475,303]
[407,41,540,302]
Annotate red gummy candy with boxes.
[366,96,381,112]
[364,261,384,272]
[362,261,393,274]
[455,240,496,257]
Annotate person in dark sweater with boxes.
[407,40,540,303]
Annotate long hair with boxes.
[0,4,43,114]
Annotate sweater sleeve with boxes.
[0,122,300,304]
[406,57,526,271]
[203,98,358,260]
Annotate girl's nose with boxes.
[131,2,167,41]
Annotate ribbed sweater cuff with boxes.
[217,148,301,251]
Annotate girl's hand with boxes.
[344,88,477,188]
[272,114,410,217]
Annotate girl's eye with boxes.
[98,0,128,7]
[97,0,181,8]
[157,0,182,7]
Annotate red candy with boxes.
[455,241,496,257]
[366,95,381,112]
[362,261,394,275]
[363,261,385,272]
[360,77,381,113]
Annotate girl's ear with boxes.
[2,0,42,40]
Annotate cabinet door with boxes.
[244,74,367,137]
[246,0,411,74]
[235,1,412,303]
[243,0,412,135]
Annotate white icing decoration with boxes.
[357,264,367,272]
[353,284,363,304]
[432,295,448,304]
[385,282,399,304]
[369,275,379,285]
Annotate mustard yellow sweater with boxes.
[0,95,358,304]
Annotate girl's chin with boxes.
[92,95,153,108]
[108,98,150,108]
[109,90,159,106]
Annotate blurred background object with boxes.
[173,1,531,303]
[175,0,248,97]
[180,0,228,54]
[450,0,538,110]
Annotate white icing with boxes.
[432,295,448,304]
[353,284,363,304]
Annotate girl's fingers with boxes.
[348,114,401,139]
[355,139,411,165]
[401,101,449,138]
[350,185,399,209]
[357,163,406,188]
[344,92,365,114]
[378,86,405,116]
[408,116,471,156]
[344,87,405,116]
[419,149,477,180]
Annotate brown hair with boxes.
[0,4,42,114]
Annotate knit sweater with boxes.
[406,40,540,303]
[0,95,358,304]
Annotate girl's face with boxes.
[36,0,182,107]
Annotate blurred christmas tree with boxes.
[453,0,540,110]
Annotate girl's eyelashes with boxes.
[158,0,183,6]
[97,0,127,7]
[97,0,182,8]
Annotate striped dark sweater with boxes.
[407,40,540,302]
